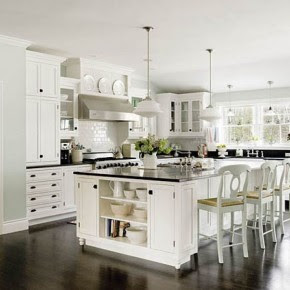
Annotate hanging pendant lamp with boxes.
[133,26,162,118]
[227,84,235,117]
[265,80,275,116]
[200,49,221,122]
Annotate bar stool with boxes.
[243,161,278,249]
[197,164,251,264]
[275,159,290,235]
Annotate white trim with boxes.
[28,211,76,226]
[26,50,66,64]
[0,34,31,48]
[0,82,3,234]
[2,218,29,234]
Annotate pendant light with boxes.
[265,80,275,116]
[227,84,235,117]
[133,26,162,118]
[200,49,221,122]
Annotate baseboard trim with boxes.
[2,218,29,234]
[28,211,76,226]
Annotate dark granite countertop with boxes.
[27,162,92,169]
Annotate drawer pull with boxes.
[30,174,36,178]
[51,173,57,176]
[30,198,36,201]
[93,185,97,189]
[51,206,57,209]
[30,186,36,189]
[30,209,36,213]
[51,195,57,198]
[51,184,57,187]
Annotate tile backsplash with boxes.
[169,138,205,151]
[76,121,128,152]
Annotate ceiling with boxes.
[1,0,290,93]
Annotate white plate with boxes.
[98,77,110,94]
[61,94,68,101]
[83,74,95,91]
[112,80,125,96]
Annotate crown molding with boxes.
[26,50,66,63]
[0,34,31,48]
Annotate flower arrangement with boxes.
[216,143,227,149]
[134,134,172,155]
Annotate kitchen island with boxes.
[74,160,263,269]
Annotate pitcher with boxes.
[109,181,124,198]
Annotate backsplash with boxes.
[168,138,206,151]
[76,121,128,152]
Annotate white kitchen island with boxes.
[74,159,264,269]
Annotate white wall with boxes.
[0,43,27,221]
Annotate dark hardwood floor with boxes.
[0,218,290,290]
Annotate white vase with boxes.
[143,152,158,169]
[218,148,227,158]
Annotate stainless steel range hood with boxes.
[78,95,140,122]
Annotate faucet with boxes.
[247,148,259,158]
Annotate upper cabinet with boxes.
[156,92,210,138]
[63,58,133,98]
[26,51,65,99]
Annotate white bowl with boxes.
[124,190,136,200]
[136,188,147,201]
[133,208,147,219]
[110,202,131,217]
[126,227,147,244]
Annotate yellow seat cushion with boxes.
[239,190,272,199]
[274,184,290,191]
[198,197,243,207]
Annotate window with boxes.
[219,103,290,147]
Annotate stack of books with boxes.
[107,219,130,238]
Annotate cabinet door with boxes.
[169,101,179,135]
[191,100,201,134]
[63,168,75,209]
[180,101,190,133]
[40,63,58,98]
[150,184,175,253]
[26,98,40,163]
[40,100,59,163]
[77,179,97,236]
[26,61,40,96]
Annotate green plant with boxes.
[216,143,227,149]
[134,134,172,155]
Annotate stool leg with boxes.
[197,208,200,247]
[271,200,277,243]
[230,212,234,244]
[242,205,248,258]
[279,194,285,235]
[217,212,224,264]
[258,204,265,249]
[253,205,257,229]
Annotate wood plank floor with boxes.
[0,218,290,290]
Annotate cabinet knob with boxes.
[189,129,192,132]
[39,89,43,93]
[30,198,36,201]
[93,185,97,189]
[51,173,57,176]
[74,127,78,130]
[170,129,173,132]
[40,155,43,158]
[129,128,133,131]
[51,184,57,187]
[30,209,36,212]
[30,186,36,189]
[51,206,57,209]
[30,174,36,178]
[51,195,57,198]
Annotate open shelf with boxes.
[100,195,147,205]
[61,100,73,103]
[100,214,147,226]
[101,236,147,248]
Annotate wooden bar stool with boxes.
[275,159,290,235]
[197,164,251,264]
[243,161,278,249]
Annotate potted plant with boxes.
[135,135,172,169]
[216,143,227,158]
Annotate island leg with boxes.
[79,238,85,246]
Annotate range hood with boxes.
[78,95,140,122]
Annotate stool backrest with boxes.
[217,164,251,207]
[260,161,278,193]
[278,158,290,190]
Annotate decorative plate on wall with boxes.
[83,74,95,91]
[98,77,111,94]
[112,80,125,96]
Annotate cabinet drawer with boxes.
[26,169,62,182]
[27,202,61,217]
[27,192,61,206]
[27,180,62,193]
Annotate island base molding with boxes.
[83,236,196,269]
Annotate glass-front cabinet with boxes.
[157,92,210,138]
[60,77,80,138]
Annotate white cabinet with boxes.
[156,92,210,138]
[76,177,98,236]
[60,77,80,138]
[26,97,60,166]
[26,51,65,99]
[63,165,91,209]
[150,184,175,253]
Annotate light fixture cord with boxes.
[228,84,232,110]
[209,50,212,106]
[147,28,150,99]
